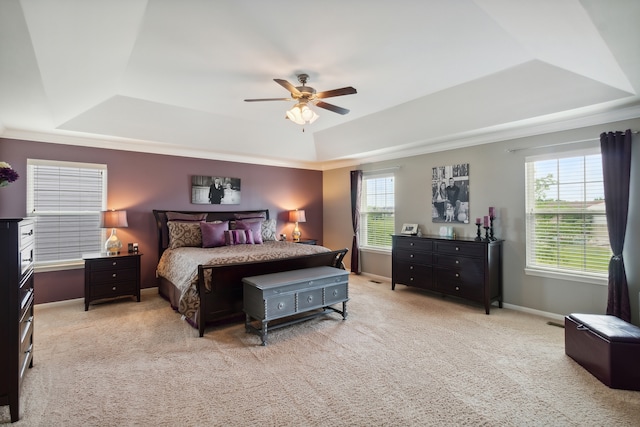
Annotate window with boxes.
[360,172,395,250]
[525,149,611,280]
[27,159,107,269]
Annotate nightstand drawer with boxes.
[91,281,138,298]
[90,267,137,284]
[89,256,138,271]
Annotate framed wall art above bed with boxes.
[191,175,241,205]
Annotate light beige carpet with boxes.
[2,274,639,426]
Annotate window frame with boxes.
[524,147,610,286]
[26,159,108,272]
[359,171,395,252]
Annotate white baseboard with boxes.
[353,272,565,322]
[35,286,158,308]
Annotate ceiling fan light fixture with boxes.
[286,102,318,125]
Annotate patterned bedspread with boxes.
[156,242,330,318]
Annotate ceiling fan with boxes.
[244,74,357,125]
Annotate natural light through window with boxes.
[525,149,611,280]
[360,172,395,250]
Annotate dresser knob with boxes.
[112,273,117,278]
[409,266,413,270]
[333,290,338,296]
[455,247,459,251]
[410,254,414,258]
[410,242,414,246]
[278,302,285,310]
[455,286,460,291]
[455,260,459,264]
[410,277,414,281]
[307,295,313,303]
[112,261,117,266]
[112,286,117,291]
[455,273,459,278]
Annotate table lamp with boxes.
[101,210,128,254]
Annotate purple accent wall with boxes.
[0,137,323,304]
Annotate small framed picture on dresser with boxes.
[400,223,418,235]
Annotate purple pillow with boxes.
[224,229,254,245]
[200,221,229,248]
[235,220,263,244]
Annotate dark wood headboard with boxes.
[152,209,270,258]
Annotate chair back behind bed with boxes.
[152,209,270,258]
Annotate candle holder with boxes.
[489,216,496,241]
[483,226,490,242]
[475,223,482,241]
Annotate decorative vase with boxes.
[0,180,8,187]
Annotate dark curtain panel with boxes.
[600,130,632,321]
[350,170,363,274]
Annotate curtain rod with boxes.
[506,131,638,153]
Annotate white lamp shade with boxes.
[100,210,128,228]
[288,209,306,223]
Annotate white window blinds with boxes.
[360,172,395,249]
[27,159,107,266]
[525,149,611,277]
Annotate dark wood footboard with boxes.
[196,248,348,337]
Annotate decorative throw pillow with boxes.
[224,229,254,245]
[260,218,277,241]
[166,212,207,221]
[167,221,202,249]
[200,221,229,248]
[235,220,263,244]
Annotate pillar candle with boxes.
[484,216,489,227]
[476,217,481,225]
[489,207,495,217]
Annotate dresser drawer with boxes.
[89,256,138,271]
[435,267,483,294]
[90,267,137,285]
[394,237,433,252]
[435,278,482,301]
[435,241,484,257]
[265,294,296,319]
[20,243,34,277]
[434,254,484,271]
[19,219,35,248]
[298,288,324,311]
[91,281,138,299]
[394,262,433,289]
[394,249,432,265]
[324,283,348,305]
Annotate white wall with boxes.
[323,118,640,324]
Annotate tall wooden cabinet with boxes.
[0,218,35,423]
[392,234,503,314]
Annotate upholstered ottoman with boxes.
[565,313,640,391]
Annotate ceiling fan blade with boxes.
[315,86,357,99]
[315,101,350,115]
[274,79,302,97]
[244,98,291,102]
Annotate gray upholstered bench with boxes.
[565,313,640,390]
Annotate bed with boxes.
[152,209,348,336]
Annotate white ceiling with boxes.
[1,0,639,170]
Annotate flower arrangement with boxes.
[0,161,19,187]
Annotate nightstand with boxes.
[296,239,317,245]
[83,252,142,311]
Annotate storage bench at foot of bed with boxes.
[243,266,349,346]
[565,313,640,391]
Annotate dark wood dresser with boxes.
[392,234,503,314]
[83,252,142,311]
[0,218,35,422]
